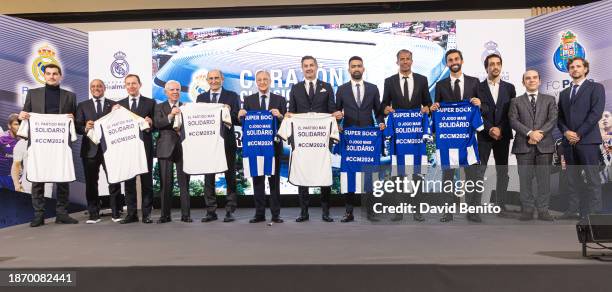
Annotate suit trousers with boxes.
[442,166,482,209]
[82,151,121,217]
[516,148,552,211]
[204,147,237,214]
[298,186,331,216]
[158,145,191,218]
[563,144,603,216]
[31,182,69,216]
[124,156,154,218]
[478,138,510,206]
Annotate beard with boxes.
[449,64,462,73]
[351,71,363,80]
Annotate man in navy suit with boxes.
[335,56,384,222]
[557,57,606,220]
[118,74,157,224]
[239,71,286,224]
[75,79,122,224]
[431,49,484,223]
[477,54,516,215]
[381,49,432,222]
[287,56,342,222]
[196,69,241,223]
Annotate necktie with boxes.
[130,98,137,111]
[355,84,362,107]
[402,76,409,101]
[529,94,536,116]
[570,84,579,101]
[453,79,461,101]
[261,95,267,110]
[308,81,315,99]
[95,99,102,118]
[212,93,219,103]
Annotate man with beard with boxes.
[431,49,484,223]
[334,56,384,222]
[477,54,516,216]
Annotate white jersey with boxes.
[12,139,53,196]
[277,113,339,187]
[87,107,150,184]
[174,103,232,175]
[17,113,77,183]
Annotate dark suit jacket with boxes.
[335,81,383,128]
[558,79,606,145]
[478,80,517,141]
[153,100,183,159]
[75,98,116,158]
[509,93,558,154]
[195,88,240,149]
[381,73,432,110]
[434,74,481,103]
[288,80,335,114]
[22,86,76,115]
[119,96,156,159]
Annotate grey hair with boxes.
[165,80,181,89]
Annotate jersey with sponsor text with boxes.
[241,110,277,178]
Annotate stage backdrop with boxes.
[0,14,89,204]
[89,18,525,196]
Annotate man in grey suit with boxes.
[508,69,557,221]
[18,64,79,227]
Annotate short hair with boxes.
[90,79,106,88]
[348,56,363,66]
[44,63,62,75]
[396,49,413,60]
[301,55,317,65]
[165,80,181,89]
[445,49,463,61]
[522,69,540,81]
[7,113,19,126]
[255,70,270,78]
[207,69,224,79]
[124,74,141,85]
[484,54,502,69]
[567,57,589,76]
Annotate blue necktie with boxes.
[570,84,579,101]
[260,95,267,110]
[95,99,102,118]
[212,93,219,103]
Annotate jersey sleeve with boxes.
[471,105,485,132]
[173,105,185,129]
[221,106,232,127]
[68,118,78,142]
[87,120,102,145]
[12,140,27,162]
[17,119,30,139]
[276,118,291,141]
[330,117,340,142]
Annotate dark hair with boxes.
[348,56,363,65]
[7,113,20,126]
[44,63,62,75]
[484,54,502,69]
[396,49,413,60]
[445,49,463,62]
[567,57,589,76]
[301,55,317,65]
[124,74,142,85]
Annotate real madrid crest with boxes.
[481,40,501,64]
[31,44,60,84]
[110,51,130,78]
[553,31,586,73]
[188,69,210,102]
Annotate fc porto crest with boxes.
[481,40,501,64]
[553,31,586,72]
[110,51,130,78]
[31,44,60,84]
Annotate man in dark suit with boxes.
[335,56,384,223]
[431,49,484,223]
[239,71,286,224]
[19,64,79,227]
[153,80,191,223]
[117,74,156,224]
[381,49,433,222]
[477,54,516,215]
[196,69,241,223]
[557,57,606,220]
[287,56,341,222]
[509,69,557,221]
[75,79,122,224]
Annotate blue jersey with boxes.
[384,109,431,175]
[432,100,484,167]
[241,110,277,177]
[338,127,382,194]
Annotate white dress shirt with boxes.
[399,72,414,100]
[350,79,365,105]
[487,78,500,105]
[450,74,465,98]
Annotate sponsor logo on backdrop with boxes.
[110,51,130,78]
[553,31,586,73]
[31,44,61,84]
[188,69,210,101]
[477,40,510,81]
[481,40,501,64]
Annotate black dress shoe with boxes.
[440,213,453,222]
[181,216,193,223]
[249,217,266,223]
[30,216,45,227]
[322,215,334,222]
[55,214,78,224]
[366,214,379,222]
[295,215,309,222]
[271,217,284,223]
[223,212,235,222]
[467,213,483,223]
[157,216,171,224]
[142,217,153,224]
[390,213,404,222]
[340,213,354,223]
[202,213,218,222]
[413,213,425,222]
[120,215,139,224]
